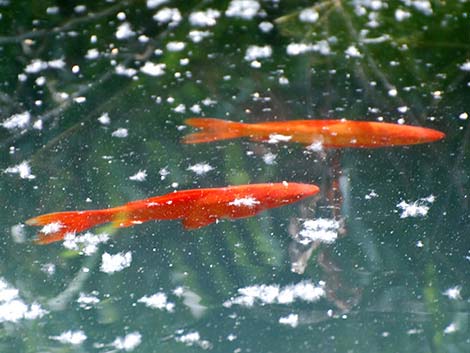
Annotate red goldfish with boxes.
[26,182,319,244]
[183,118,445,148]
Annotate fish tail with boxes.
[26,207,121,245]
[182,118,247,144]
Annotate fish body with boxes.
[183,118,445,148]
[26,182,319,244]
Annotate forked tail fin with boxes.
[182,118,246,144]
[26,208,119,244]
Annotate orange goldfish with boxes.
[182,118,445,148]
[26,182,319,244]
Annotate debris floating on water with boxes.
[50,330,87,345]
[100,252,132,273]
[138,292,175,312]
[279,313,299,328]
[4,161,36,180]
[397,195,435,218]
[187,163,214,175]
[223,280,325,308]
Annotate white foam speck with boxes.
[112,128,128,138]
[202,97,217,106]
[286,40,331,56]
[33,119,43,130]
[262,152,277,165]
[225,0,260,20]
[278,76,289,85]
[459,112,468,120]
[0,278,48,323]
[190,104,201,114]
[2,111,30,129]
[229,196,260,207]
[115,22,135,39]
[140,62,166,76]
[64,232,110,256]
[364,190,379,199]
[35,76,46,86]
[224,281,325,308]
[115,65,138,77]
[189,9,220,26]
[345,45,362,58]
[407,0,433,15]
[244,45,272,61]
[395,8,411,21]
[46,6,59,14]
[166,41,186,52]
[24,59,48,73]
[153,7,182,26]
[159,167,170,180]
[279,313,299,327]
[398,106,409,113]
[147,0,168,9]
[100,251,132,273]
[188,30,211,43]
[138,292,175,312]
[40,222,63,235]
[129,170,147,181]
[24,58,65,73]
[73,96,86,104]
[459,61,470,72]
[299,8,319,23]
[173,104,186,113]
[77,292,100,309]
[286,43,314,56]
[397,195,434,218]
[187,163,213,175]
[74,5,87,14]
[85,48,100,59]
[175,331,212,349]
[444,322,458,334]
[50,330,87,345]
[47,58,66,69]
[98,112,111,125]
[268,133,292,144]
[388,88,398,97]
[5,161,36,180]
[112,332,142,351]
[443,286,461,300]
[259,21,273,32]
[296,218,339,245]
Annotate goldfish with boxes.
[26,182,319,244]
[182,118,445,148]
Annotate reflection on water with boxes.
[1,0,469,352]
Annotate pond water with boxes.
[1,0,469,352]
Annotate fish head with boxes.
[357,122,445,147]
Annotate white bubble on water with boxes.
[138,292,174,312]
[129,170,147,182]
[187,163,214,175]
[225,0,260,20]
[50,330,87,345]
[2,111,30,129]
[140,62,166,76]
[189,9,220,26]
[100,252,132,273]
[279,313,299,328]
[115,22,135,39]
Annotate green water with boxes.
[0,0,469,352]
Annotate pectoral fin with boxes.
[182,214,217,230]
